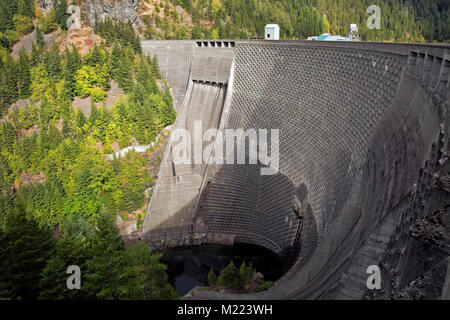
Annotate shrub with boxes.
[0,45,7,62]
[207,268,217,286]
[75,66,108,98]
[90,87,107,102]
[238,262,255,289]
[4,30,19,47]
[40,10,57,34]
[217,261,237,288]
[213,261,270,292]
[13,15,34,36]
[137,213,144,229]
[257,281,273,292]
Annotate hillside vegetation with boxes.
[140,0,449,42]
[0,2,178,299]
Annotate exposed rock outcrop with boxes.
[80,0,141,27]
[39,0,141,27]
[40,0,54,13]
[392,258,450,300]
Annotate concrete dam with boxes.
[141,40,450,299]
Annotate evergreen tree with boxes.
[45,45,62,80]
[110,42,123,79]
[0,73,9,117]
[126,242,178,300]
[76,109,87,131]
[208,268,217,286]
[17,0,34,18]
[182,0,193,13]
[0,0,14,33]
[30,43,40,66]
[0,153,12,196]
[217,261,237,289]
[4,55,18,105]
[54,0,69,30]
[36,25,44,49]
[89,101,98,123]
[39,217,93,300]
[111,46,133,93]
[84,212,138,299]
[0,203,55,299]
[152,55,161,78]
[18,49,31,99]
[161,87,176,125]
[238,261,255,289]
[129,23,142,54]
[191,24,203,39]
[63,46,82,98]
[48,122,62,148]
[1,122,16,153]
[40,95,53,123]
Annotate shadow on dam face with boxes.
[141,40,450,299]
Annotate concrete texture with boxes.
[141,41,235,242]
[142,41,195,111]
[141,40,450,299]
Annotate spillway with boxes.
[141,40,450,299]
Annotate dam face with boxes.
[141,40,450,299]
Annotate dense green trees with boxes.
[411,0,450,42]
[0,203,55,300]
[0,0,35,50]
[36,25,45,48]
[0,55,19,116]
[17,49,31,99]
[13,14,34,36]
[63,45,82,98]
[0,0,15,33]
[80,213,175,300]
[39,217,93,300]
[54,0,69,30]
[208,268,217,286]
[128,247,178,300]
[111,42,134,92]
[94,19,142,53]
[17,0,35,17]
[84,212,135,299]
[38,213,177,300]
[216,261,238,289]
[44,45,62,79]
[0,208,178,300]
[0,21,178,300]
[163,0,449,42]
[75,65,108,98]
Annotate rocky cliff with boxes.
[40,0,141,27]
[40,0,54,13]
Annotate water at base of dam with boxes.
[160,244,284,296]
